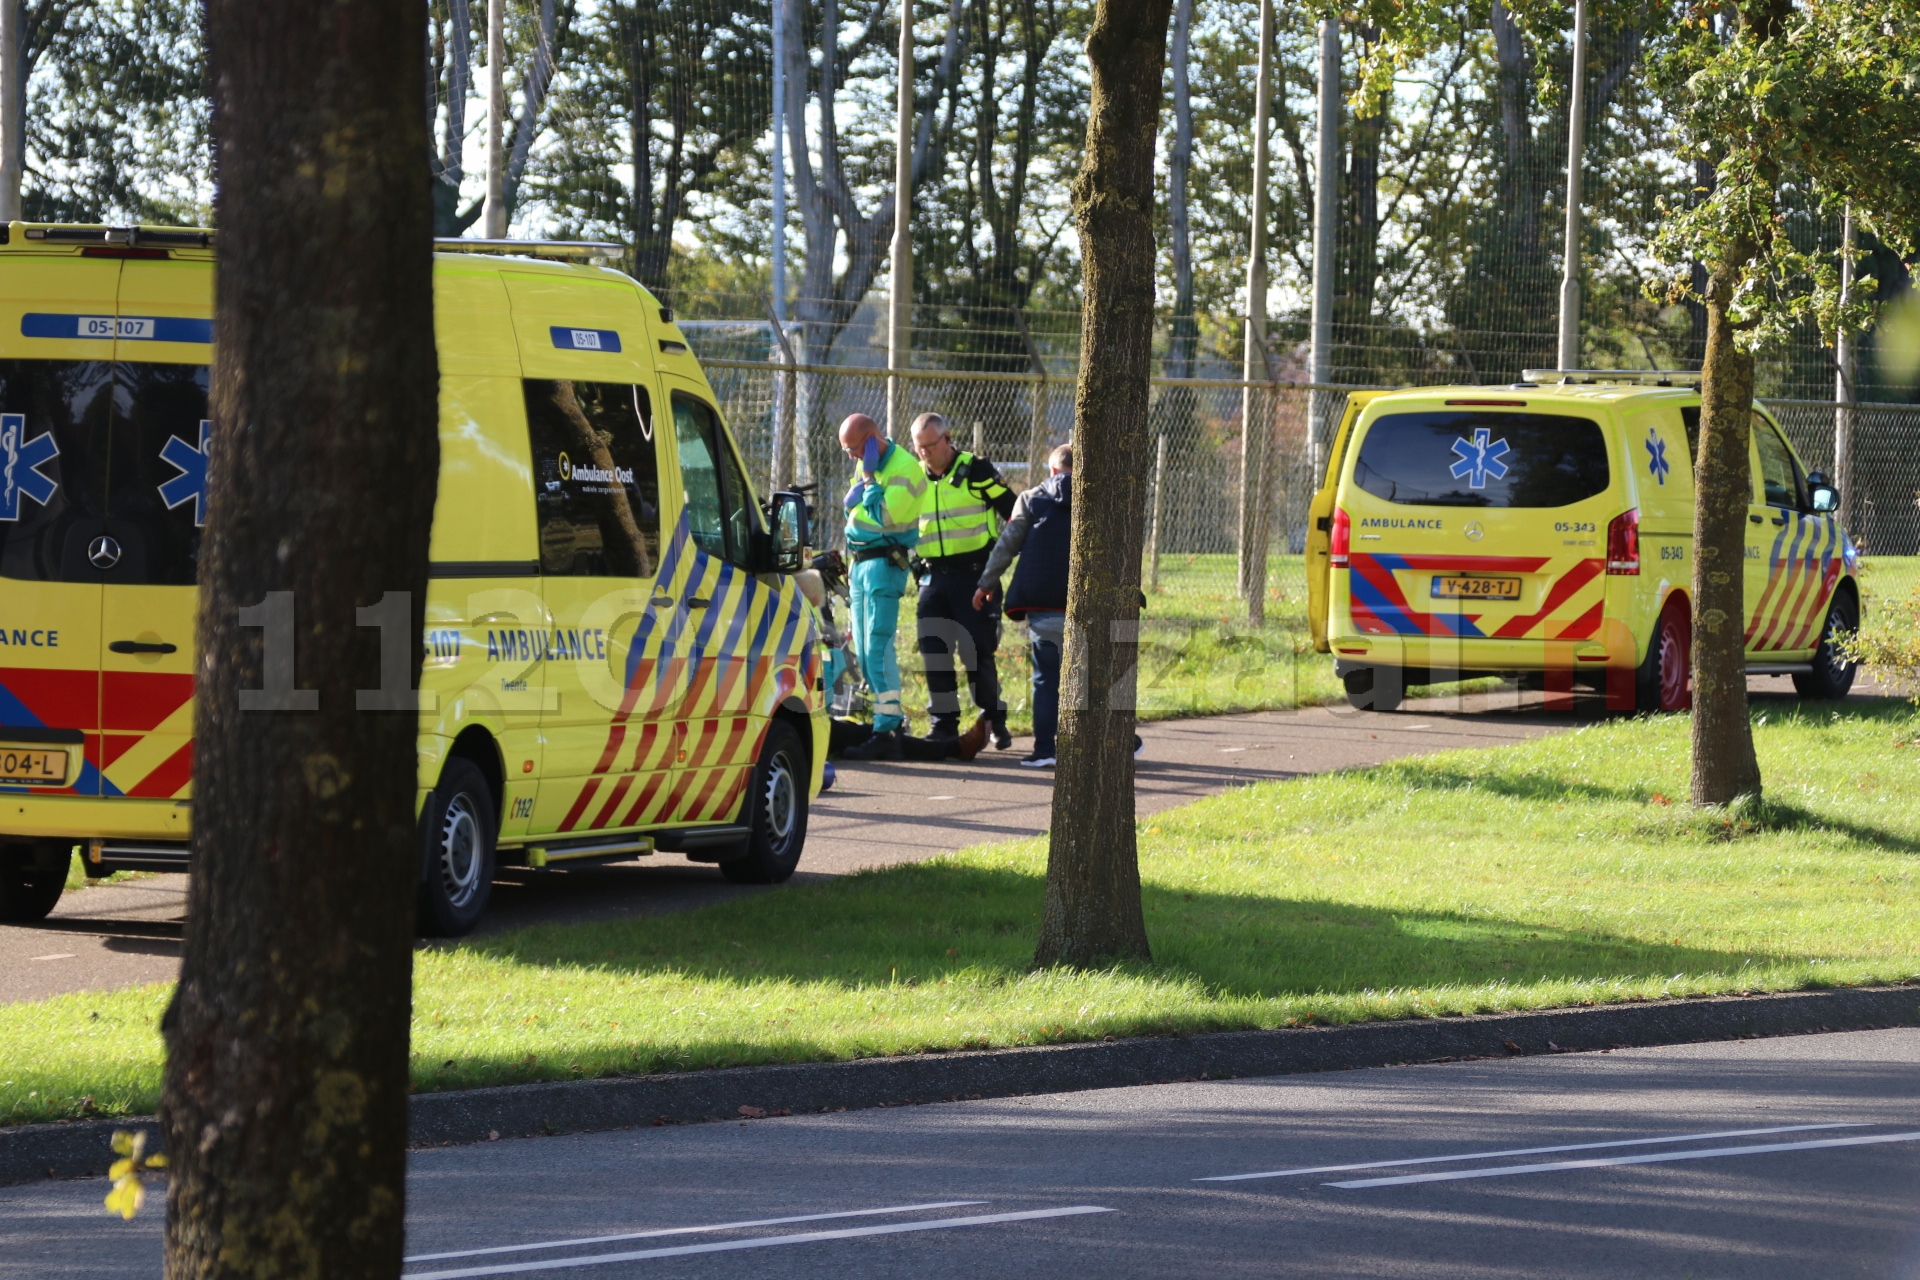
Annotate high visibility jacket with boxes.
[919,450,1015,560]
[844,439,928,550]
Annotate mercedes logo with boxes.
[87,535,122,569]
[1463,521,1486,542]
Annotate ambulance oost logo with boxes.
[1645,428,1670,487]
[558,451,573,481]
[158,419,211,526]
[0,412,59,521]
[1448,427,1510,489]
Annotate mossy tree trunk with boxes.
[159,3,439,1276]
[1034,0,1172,969]
[1690,240,1763,805]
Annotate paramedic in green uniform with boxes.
[836,413,927,760]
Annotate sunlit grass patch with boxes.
[4,698,1915,1126]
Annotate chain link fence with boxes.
[694,342,1920,628]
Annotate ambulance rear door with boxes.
[1306,391,1380,652]
[0,251,118,798]
[95,256,210,803]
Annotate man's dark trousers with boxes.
[918,557,1004,736]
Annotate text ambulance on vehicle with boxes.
[0,224,825,935]
[1305,371,1860,713]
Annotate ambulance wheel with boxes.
[1342,666,1402,713]
[417,758,497,937]
[1636,598,1692,713]
[1794,589,1859,701]
[0,840,69,923]
[720,720,809,885]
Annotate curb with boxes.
[8,983,1918,1186]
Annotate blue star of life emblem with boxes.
[0,412,59,521]
[1645,428,1670,486]
[159,419,211,526]
[1449,427,1511,489]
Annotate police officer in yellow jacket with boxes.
[912,412,1017,749]
[837,413,928,760]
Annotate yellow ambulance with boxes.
[1306,374,1860,713]
[0,223,825,934]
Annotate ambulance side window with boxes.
[673,393,760,567]
[523,379,661,578]
[0,360,112,583]
[1756,422,1804,510]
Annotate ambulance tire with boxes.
[417,758,497,938]
[1635,598,1692,713]
[0,840,68,922]
[1342,666,1402,713]
[720,720,809,885]
[1794,590,1859,701]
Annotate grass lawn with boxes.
[5,697,1916,1128]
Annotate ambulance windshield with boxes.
[1352,410,1610,508]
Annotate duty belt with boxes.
[852,545,912,569]
[922,551,989,576]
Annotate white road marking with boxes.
[405,1201,988,1262]
[29,953,75,962]
[928,795,958,800]
[1329,1129,1920,1188]
[401,1206,1115,1279]
[1198,1123,1864,1182]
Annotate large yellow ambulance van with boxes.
[0,224,825,934]
[1306,373,1860,713]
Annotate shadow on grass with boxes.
[456,860,1796,1004]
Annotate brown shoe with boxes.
[955,713,989,761]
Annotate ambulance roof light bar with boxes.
[1519,368,1702,388]
[434,238,625,265]
[12,224,215,249]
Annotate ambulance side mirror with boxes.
[768,492,808,573]
[1807,471,1840,514]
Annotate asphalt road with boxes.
[10,1025,1920,1277]
[0,673,1875,1004]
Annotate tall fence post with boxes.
[1016,310,1050,483]
[1308,14,1339,467]
[1147,431,1167,594]
[767,304,799,490]
[1238,0,1275,627]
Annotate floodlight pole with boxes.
[1835,204,1855,530]
[771,0,788,324]
[1238,0,1275,623]
[887,0,914,441]
[481,0,508,238]
[1308,15,1338,454]
[1556,0,1589,371]
[0,0,20,221]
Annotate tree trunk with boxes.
[1690,243,1762,805]
[161,1,439,1275]
[1033,0,1170,970]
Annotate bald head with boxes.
[838,413,882,455]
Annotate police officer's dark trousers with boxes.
[917,555,1004,736]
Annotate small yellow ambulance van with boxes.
[1306,373,1860,713]
[0,224,825,934]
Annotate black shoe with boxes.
[927,715,961,741]
[1020,751,1055,768]
[990,721,1013,751]
[840,728,903,761]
